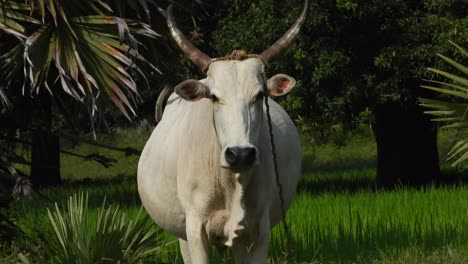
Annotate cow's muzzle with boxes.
[224,146,257,169]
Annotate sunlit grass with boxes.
[5,175,468,263]
[271,186,468,263]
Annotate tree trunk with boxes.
[30,132,61,186]
[372,102,441,188]
[28,91,61,187]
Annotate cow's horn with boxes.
[259,0,309,63]
[165,5,212,70]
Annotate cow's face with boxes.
[175,58,295,170]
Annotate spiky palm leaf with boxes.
[0,0,160,118]
[419,41,468,167]
[0,1,38,39]
[44,193,166,263]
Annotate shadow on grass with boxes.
[32,166,468,208]
[299,171,376,195]
[298,166,468,196]
[36,175,141,208]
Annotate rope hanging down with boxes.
[263,84,294,263]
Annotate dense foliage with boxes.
[211,0,468,133]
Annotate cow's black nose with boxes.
[225,147,257,168]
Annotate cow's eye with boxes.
[210,94,219,103]
[255,91,265,102]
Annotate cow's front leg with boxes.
[185,213,210,264]
[233,213,271,264]
[179,238,192,264]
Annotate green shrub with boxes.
[22,192,165,264]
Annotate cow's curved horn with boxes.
[165,5,212,70]
[259,0,309,63]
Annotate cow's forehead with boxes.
[206,58,265,98]
[207,58,265,80]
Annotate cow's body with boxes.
[138,59,301,263]
[138,1,307,262]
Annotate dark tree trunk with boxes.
[30,132,61,186]
[372,102,441,188]
[29,93,61,187]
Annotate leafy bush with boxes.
[21,192,165,263]
[212,0,468,131]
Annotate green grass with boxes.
[301,125,460,173]
[14,123,460,181]
[301,125,378,172]
[59,126,152,180]
[273,184,468,263]
[3,175,467,263]
[2,125,468,263]
[13,125,153,181]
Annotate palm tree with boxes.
[420,41,468,169]
[0,0,161,116]
[0,0,204,187]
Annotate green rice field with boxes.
[2,126,468,263]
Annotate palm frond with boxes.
[45,192,166,263]
[0,0,159,118]
[420,42,468,168]
[0,1,39,39]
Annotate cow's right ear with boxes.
[174,79,210,102]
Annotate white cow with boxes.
[138,2,307,263]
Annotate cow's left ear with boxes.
[175,79,210,101]
[267,74,296,97]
